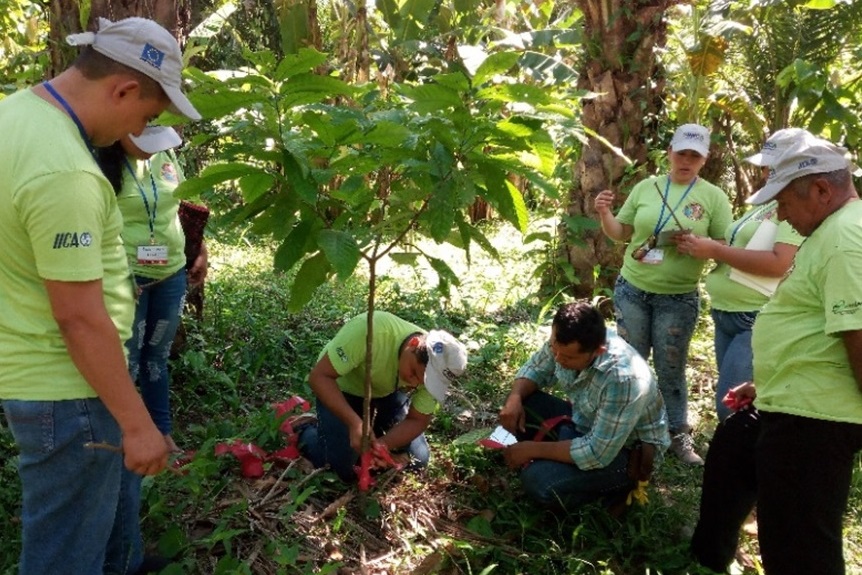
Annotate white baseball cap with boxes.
[423,330,468,404]
[747,134,852,205]
[67,17,201,121]
[129,126,181,154]
[670,123,710,157]
[745,128,810,167]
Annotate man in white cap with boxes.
[0,17,200,575]
[298,311,468,483]
[693,131,862,574]
[498,302,669,512]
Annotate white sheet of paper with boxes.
[488,425,517,446]
[727,220,781,297]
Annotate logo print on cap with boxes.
[432,342,444,354]
[683,132,704,141]
[140,43,165,70]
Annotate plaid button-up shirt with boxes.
[516,328,670,469]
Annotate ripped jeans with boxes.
[126,268,187,436]
[613,276,699,432]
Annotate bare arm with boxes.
[504,439,573,468]
[677,234,798,277]
[842,330,862,394]
[45,279,167,476]
[308,353,365,451]
[379,406,432,450]
[594,190,633,242]
[499,377,538,434]
[187,240,208,287]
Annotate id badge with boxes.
[137,245,169,265]
[640,247,664,264]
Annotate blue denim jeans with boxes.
[711,309,757,422]
[127,268,187,435]
[613,276,700,432]
[514,392,632,511]
[1,398,138,575]
[299,390,430,482]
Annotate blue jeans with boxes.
[514,393,632,511]
[127,268,187,435]
[1,398,142,574]
[613,276,700,432]
[711,309,757,422]
[299,390,430,482]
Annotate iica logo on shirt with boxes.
[52,231,93,249]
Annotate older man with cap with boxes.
[0,17,200,575]
[692,130,862,574]
[498,301,669,512]
[676,129,805,422]
[297,311,468,483]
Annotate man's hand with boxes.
[627,442,656,482]
[122,425,170,476]
[503,441,537,469]
[723,382,757,411]
[187,241,208,286]
[499,393,526,435]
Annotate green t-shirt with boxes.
[705,201,803,312]
[617,175,732,294]
[117,151,187,279]
[0,90,135,400]
[321,311,438,415]
[752,200,862,424]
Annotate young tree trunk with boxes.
[563,0,679,299]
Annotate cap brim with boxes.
[129,126,182,154]
[671,143,709,156]
[746,180,784,205]
[423,368,449,404]
[164,85,202,121]
[745,152,767,166]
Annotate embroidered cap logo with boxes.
[683,132,704,142]
[140,43,165,70]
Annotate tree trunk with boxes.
[48,0,192,75]
[563,0,679,299]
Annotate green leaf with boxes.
[427,256,460,287]
[273,48,330,81]
[280,74,354,107]
[274,219,319,271]
[466,514,494,537]
[288,252,331,312]
[399,83,464,115]
[187,89,266,120]
[239,172,276,203]
[317,230,361,280]
[389,252,420,265]
[473,52,520,87]
[174,163,266,199]
[477,164,529,233]
[363,121,414,147]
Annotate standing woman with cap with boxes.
[98,126,208,454]
[676,129,804,422]
[594,124,733,465]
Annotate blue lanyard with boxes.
[728,203,769,246]
[42,82,96,160]
[124,158,159,244]
[655,176,697,235]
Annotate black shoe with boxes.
[132,555,172,575]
